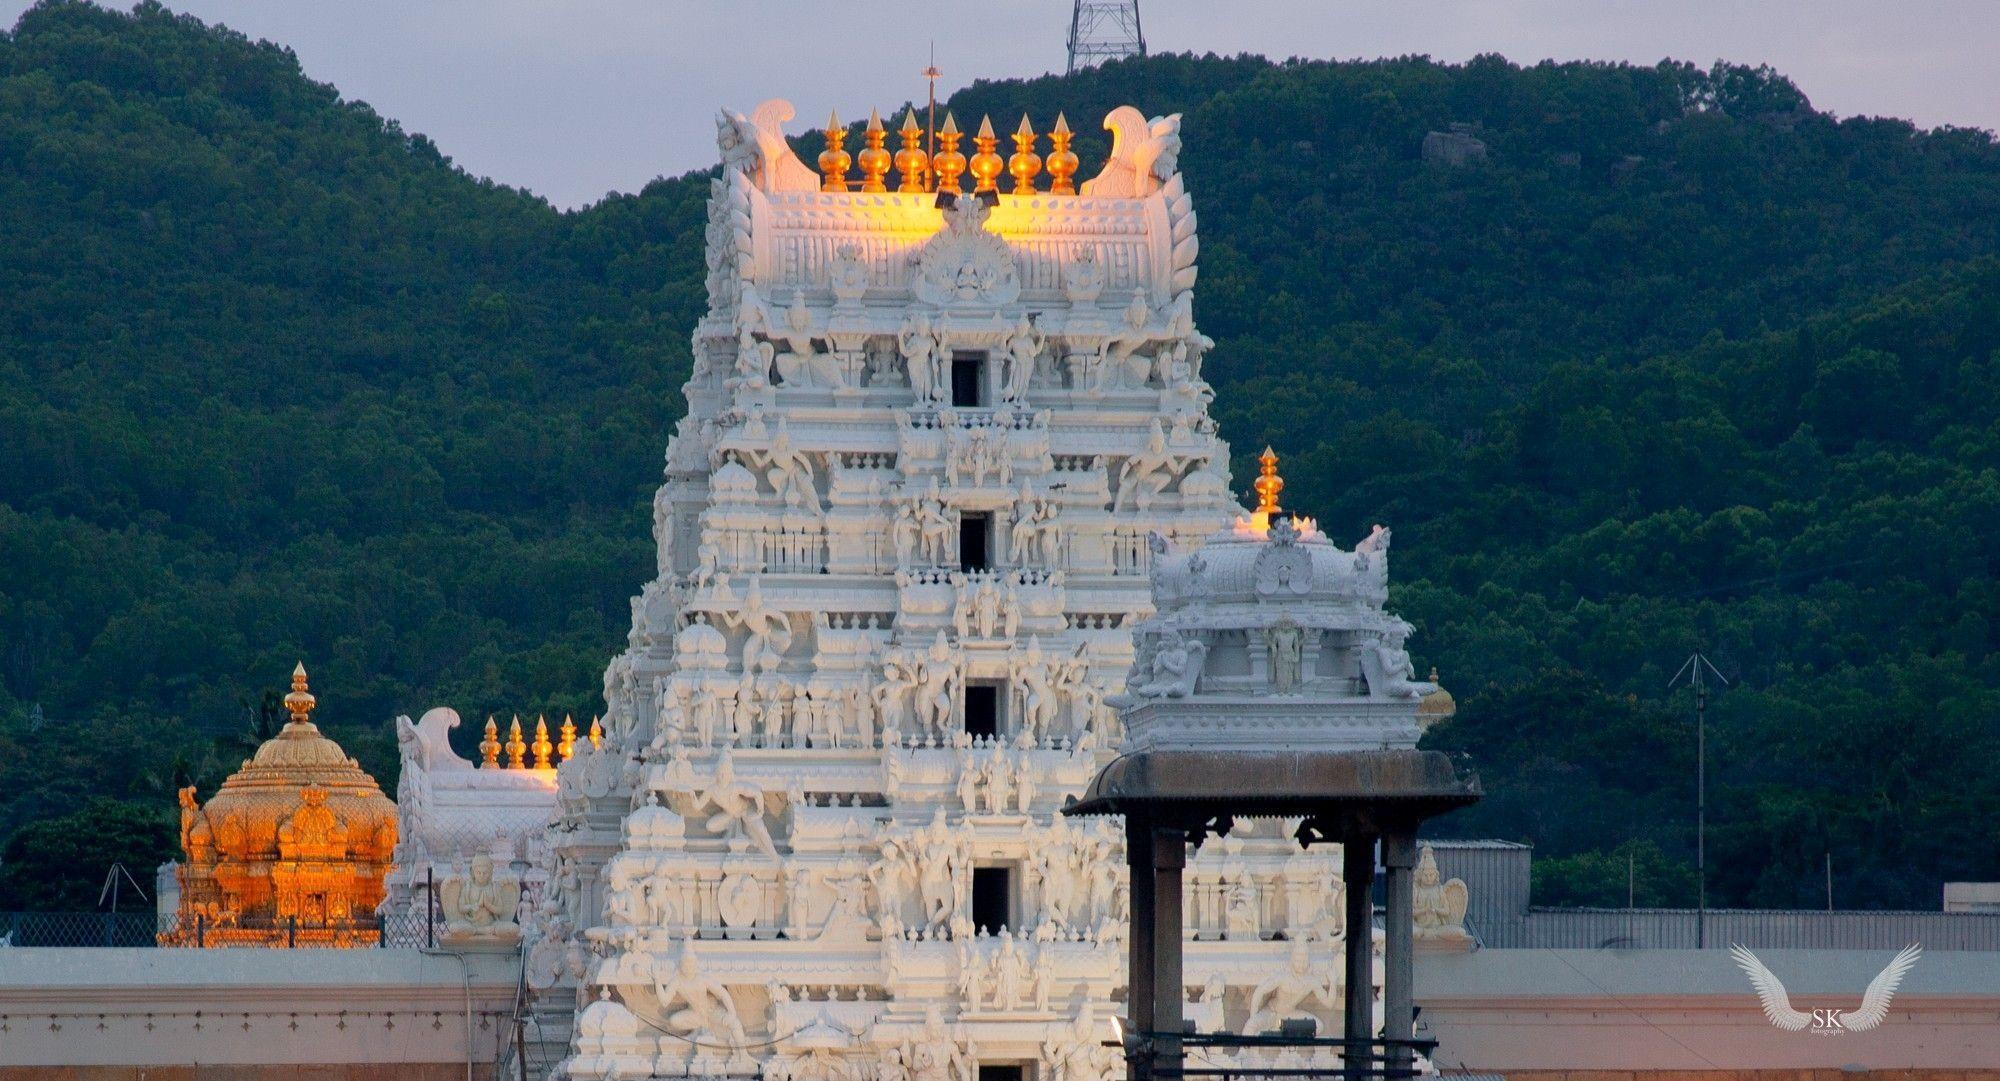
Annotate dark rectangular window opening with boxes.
[971,866,1014,934]
[951,353,984,408]
[964,683,1001,738]
[959,513,991,571]
[979,1068,1025,1081]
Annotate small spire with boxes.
[1046,113,1078,195]
[932,112,967,195]
[969,115,1003,194]
[857,107,891,194]
[557,714,577,762]
[532,715,554,770]
[1008,114,1042,195]
[283,662,316,726]
[587,715,604,750]
[818,110,851,193]
[895,108,930,193]
[1253,446,1284,519]
[479,716,501,769]
[506,715,528,769]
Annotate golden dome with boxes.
[1418,667,1457,725]
[171,664,397,946]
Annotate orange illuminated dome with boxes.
[169,664,397,946]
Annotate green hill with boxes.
[3,0,1997,909]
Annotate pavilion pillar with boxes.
[1124,812,1187,1081]
[1381,828,1419,1077]
[1342,835,1377,1081]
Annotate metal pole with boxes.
[288,915,297,948]
[1696,674,1706,948]
[427,865,437,949]
[1826,853,1833,912]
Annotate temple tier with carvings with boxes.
[516,100,1440,1081]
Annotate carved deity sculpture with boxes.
[651,949,747,1046]
[1359,623,1436,700]
[1267,618,1304,693]
[1242,938,1337,1035]
[716,576,794,674]
[912,632,958,739]
[898,313,942,404]
[689,750,780,862]
[438,852,524,944]
[1114,419,1179,511]
[1001,318,1042,404]
[1412,844,1472,946]
[1132,628,1206,698]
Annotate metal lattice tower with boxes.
[1067,0,1145,75]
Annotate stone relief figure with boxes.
[651,949,748,1046]
[904,1004,975,1081]
[979,743,1014,815]
[911,196,1022,308]
[758,420,822,516]
[916,480,955,564]
[898,313,942,404]
[1114,419,1180,512]
[870,834,918,929]
[917,809,968,933]
[891,493,923,567]
[874,653,918,741]
[828,243,870,304]
[989,934,1028,1007]
[1412,844,1472,944]
[814,874,875,943]
[1131,628,1206,699]
[1359,623,1435,700]
[689,750,780,862]
[912,632,959,739]
[1266,618,1304,693]
[1185,973,1228,1034]
[715,576,794,674]
[772,294,834,388]
[1092,292,1156,392]
[438,853,523,944]
[1014,638,1061,742]
[1043,1003,1118,1081]
[1224,876,1260,940]
[1242,939,1337,1035]
[1062,245,1105,305]
[1001,318,1042,404]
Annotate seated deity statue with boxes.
[1242,938,1336,1035]
[438,853,523,945]
[651,949,747,1046]
[1412,844,1473,948]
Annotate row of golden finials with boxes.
[817,109,1082,196]
[476,713,602,770]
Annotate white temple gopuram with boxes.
[507,100,1441,1081]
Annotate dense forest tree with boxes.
[2,0,1996,909]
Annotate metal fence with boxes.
[0,910,445,949]
[1482,907,2000,951]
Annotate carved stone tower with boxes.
[526,101,1363,1081]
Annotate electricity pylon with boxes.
[1067,1,1145,75]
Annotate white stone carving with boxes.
[540,102,1366,1081]
[1413,844,1473,950]
[437,853,524,946]
[911,197,1020,309]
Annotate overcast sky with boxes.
[10,1,1999,209]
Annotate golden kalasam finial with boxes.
[857,109,891,193]
[532,715,554,769]
[557,714,577,762]
[968,115,1004,194]
[479,716,501,768]
[932,112,966,195]
[1008,115,1042,194]
[1045,112,1078,195]
[818,111,851,193]
[506,715,527,769]
[283,662,316,726]
[895,109,930,193]
[587,715,604,750]
[1254,446,1284,517]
